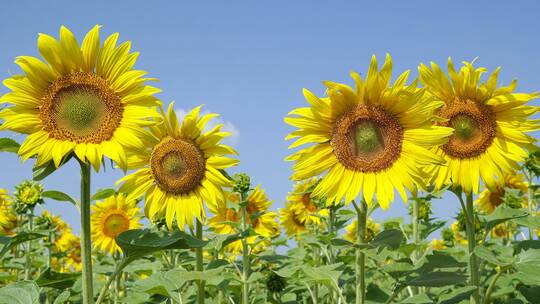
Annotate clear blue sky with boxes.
[0,1,539,233]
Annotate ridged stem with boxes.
[79,161,94,304]
[241,191,250,304]
[353,200,367,304]
[196,219,205,304]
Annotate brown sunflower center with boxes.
[150,137,206,194]
[331,105,403,172]
[439,99,496,158]
[40,72,123,144]
[103,213,130,238]
[301,193,317,212]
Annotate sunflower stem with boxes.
[464,191,480,303]
[24,208,34,280]
[411,197,420,295]
[196,219,205,304]
[95,259,126,304]
[79,160,94,304]
[353,200,367,304]
[240,191,250,304]
[526,171,535,240]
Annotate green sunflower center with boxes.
[54,87,106,136]
[439,99,497,158]
[150,137,206,194]
[451,115,479,142]
[103,213,130,238]
[40,72,124,144]
[162,153,187,177]
[354,121,384,154]
[331,105,403,173]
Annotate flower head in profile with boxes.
[419,58,539,194]
[344,218,381,243]
[208,186,279,254]
[0,189,17,235]
[91,193,142,254]
[118,103,238,230]
[0,25,161,171]
[476,173,528,214]
[285,54,452,209]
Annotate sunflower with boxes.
[279,201,308,237]
[117,103,238,230]
[451,222,468,245]
[476,173,528,214]
[0,189,17,235]
[39,210,69,232]
[430,239,447,250]
[285,54,453,209]
[55,230,82,271]
[419,59,539,194]
[208,186,279,254]
[285,178,328,226]
[344,218,381,243]
[0,25,161,171]
[14,180,43,209]
[91,193,142,254]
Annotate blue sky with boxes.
[0,1,539,233]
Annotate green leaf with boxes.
[365,283,390,302]
[36,267,80,289]
[52,290,70,304]
[480,206,528,234]
[32,155,72,181]
[400,293,433,303]
[517,285,540,303]
[330,238,353,247]
[474,244,514,267]
[91,188,116,201]
[116,229,208,261]
[0,232,48,258]
[0,138,20,153]
[405,271,467,287]
[369,229,403,250]
[437,286,476,304]
[42,190,78,206]
[514,249,540,284]
[0,281,39,304]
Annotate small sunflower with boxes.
[285,178,328,226]
[285,54,452,208]
[14,180,43,210]
[476,173,528,214]
[91,193,142,254]
[39,210,69,232]
[491,223,516,239]
[117,103,238,230]
[0,25,161,171]
[208,186,279,254]
[344,218,381,242]
[55,230,82,271]
[451,222,468,245]
[0,189,17,235]
[280,201,308,237]
[430,239,447,250]
[419,58,539,194]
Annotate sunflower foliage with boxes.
[0,27,539,304]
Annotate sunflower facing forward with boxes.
[91,193,142,254]
[208,187,279,254]
[285,54,453,208]
[0,189,17,235]
[419,59,539,194]
[0,25,160,171]
[117,103,238,230]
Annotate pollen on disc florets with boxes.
[40,72,124,144]
[102,212,130,238]
[439,99,497,158]
[150,137,206,194]
[331,104,403,173]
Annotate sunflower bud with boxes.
[232,173,251,194]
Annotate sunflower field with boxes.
[1,24,540,304]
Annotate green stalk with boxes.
[114,253,122,302]
[353,200,368,304]
[79,161,94,304]
[411,198,420,295]
[483,270,502,304]
[527,172,535,240]
[24,209,34,280]
[196,219,205,304]
[463,192,480,303]
[95,260,127,304]
[313,229,319,304]
[241,191,250,304]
